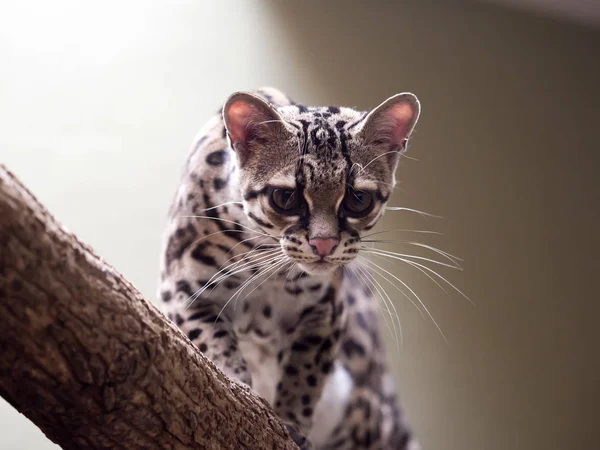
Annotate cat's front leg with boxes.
[274,286,343,448]
[171,301,251,386]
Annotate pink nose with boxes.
[309,237,339,257]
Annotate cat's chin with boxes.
[297,261,339,276]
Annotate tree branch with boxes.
[0,165,297,449]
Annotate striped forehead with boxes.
[272,104,390,190]
[278,105,366,132]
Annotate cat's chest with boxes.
[231,279,328,404]
[230,275,329,342]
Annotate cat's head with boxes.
[223,91,420,275]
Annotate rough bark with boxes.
[0,165,297,450]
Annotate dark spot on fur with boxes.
[254,328,270,337]
[263,305,272,318]
[206,150,229,166]
[342,338,366,358]
[304,335,323,346]
[292,341,310,352]
[285,286,303,295]
[223,280,239,289]
[315,338,333,365]
[355,312,369,331]
[321,361,333,374]
[187,309,210,321]
[286,236,302,245]
[285,365,299,376]
[214,178,228,190]
[187,329,202,340]
[286,424,308,448]
[300,306,315,320]
[191,243,217,266]
[205,315,223,323]
[175,280,193,296]
[248,212,274,229]
[214,330,228,339]
[320,338,333,353]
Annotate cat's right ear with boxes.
[359,93,421,154]
[223,92,285,165]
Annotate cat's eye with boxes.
[343,189,374,217]
[269,188,303,215]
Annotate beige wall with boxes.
[1,1,598,449]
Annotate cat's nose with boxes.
[308,237,339,257]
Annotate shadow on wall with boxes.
[265,2,599,450]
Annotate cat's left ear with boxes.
[360,93,421,154]
[223,92,286,166]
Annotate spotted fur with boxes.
[159,87,420,449]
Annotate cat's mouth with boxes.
[297,260,339,275]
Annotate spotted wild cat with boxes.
[159,87,420,449]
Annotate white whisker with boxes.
[199,252,286,303]
[364,251,472,304]
[355,150,402,175]
[350,265,399,346]
[202,250,283,291]
[359,256,448,343]
[226,234,278,256]
[367,251,450,297]
[184,249,283,309]
[194,201,244,212]
[195,256,286,312]
[256,119,288,126]
[352,264,399,324]
[181,215,271,236]
[237,260,293,305]
[361,240,463,267]
[214,245,280,275]
[384,207,443,218]
[215,257,288,322]
[185,229,261,252]
[361,229,442,240]
[354,263,402,350]
[362,248,462,270]
[358,256,425,319]
[284,263,300,283]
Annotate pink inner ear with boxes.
[226,100,256,144]
[386,102,415,145]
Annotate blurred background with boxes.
[1,0,598,448]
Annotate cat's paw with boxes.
[285,423,313,450]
